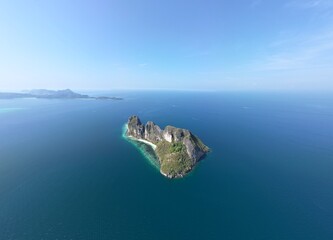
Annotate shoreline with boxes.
[127,136,157,150]
[124,124,157,150]
[122,124,160,170]
[123,123,191,179]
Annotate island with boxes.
[0,89,123,100]
[126,115,210,178]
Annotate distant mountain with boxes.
[26,89,89,99]
[0,89,123,100]
[0,92,32,99]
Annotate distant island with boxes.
[0,89,123,100]
[126,116,210,178]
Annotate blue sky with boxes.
[0,0,332,91]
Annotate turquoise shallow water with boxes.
[122,124,160,170]
[0,91,332,239]
[0,107,25,113]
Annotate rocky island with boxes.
[0,89,123,100]
[126,116,210,178]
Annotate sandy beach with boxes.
[124,124,157,150]
[127,136,157,150]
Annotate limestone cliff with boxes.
[126,115,210,178]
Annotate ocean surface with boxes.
[0,91,332,240]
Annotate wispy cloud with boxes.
[286,0,333,10]
[250,28,333,72]
[286,0,333,20]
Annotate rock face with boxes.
[126,115,210,178]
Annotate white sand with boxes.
[124,124,157,150]
[127,136,157,150]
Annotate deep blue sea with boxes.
[0,91,332,240]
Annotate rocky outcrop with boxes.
[126,115,210,178]
[127,116,145,139]
[145,121,163,143]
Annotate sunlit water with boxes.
[0,91,332,239]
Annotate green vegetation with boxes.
[156,141,193,177]
[170,142,185,153]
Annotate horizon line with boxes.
[0,88,333,93]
